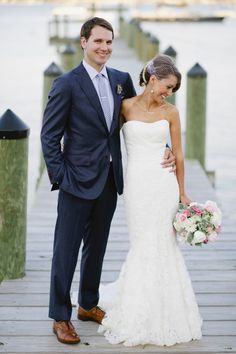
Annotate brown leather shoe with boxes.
[53,320,80,344]
[78,306,105,324]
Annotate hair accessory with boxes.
[146,61,156,75]
[142,64,148,84]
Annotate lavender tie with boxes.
[97,73,112,130]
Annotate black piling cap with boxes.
[163,46,177,57]
[136,22,141,30]
[44,62,63,77]
[188,63,207,78]
[151,35,160,44]
[144,31,151,38]
[61,43,76,55]
[130,18,138,25]
[0,109,30,140]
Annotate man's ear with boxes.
[80,37,87,49]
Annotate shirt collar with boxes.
[82,60,108,80]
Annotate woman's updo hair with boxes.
[139,54,181,92]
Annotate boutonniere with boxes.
[116,84,123,95]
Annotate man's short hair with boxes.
[80,17,114,40]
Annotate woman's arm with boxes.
[169,107,192,205]
[120,98,133,129]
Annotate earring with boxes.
[151,89,154,94]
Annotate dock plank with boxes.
[1,320,236,336]
[0,336,235,353]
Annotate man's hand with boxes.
[161,148,176,173]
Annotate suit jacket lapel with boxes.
[74,64,108,131]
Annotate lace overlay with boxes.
[99,120,202,346]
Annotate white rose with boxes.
[177,234,186,243]
[208,231,217,242]
[185,222,197,233]
[205,200,217,208]
[173,221,182,232]
[210,211,222,227]
[193,230,206,244]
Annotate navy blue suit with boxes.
[41,63,136,320]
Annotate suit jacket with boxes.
[41,62,136,199]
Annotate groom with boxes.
[41,17,175,344]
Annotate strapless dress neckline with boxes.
[124,119,169,126]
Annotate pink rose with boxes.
[191,206,203,216]
[204,200,219,214]
[176,213,187,223]
[205,205,216,214]
[180,214,187,222]
[183,210,191,217]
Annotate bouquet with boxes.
[173,200,222,246]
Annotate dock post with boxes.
[122,19,129,43]
[42,62,63,113]
[73,35,84,63]
[134,22,143,60]
[38,63,63,182]
[60,43,76,72]
[148,35,160,60]
[142,31,151,62]
[54,14,59,39]
[0,110,30,282]
[117,3,124,24]
[163,46,177,105]
[63,15,69,39]
[119,16,124,38]
[90,2,96,16]
[186,63,207,169]
[163,45,177,62]
[128,19,137,49]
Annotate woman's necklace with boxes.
[135,101,156,114]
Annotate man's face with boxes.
[81,25,113,71]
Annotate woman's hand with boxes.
[180,194,192,206]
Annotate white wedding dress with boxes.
[98,120,202,346]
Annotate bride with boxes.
[98,54,203,346]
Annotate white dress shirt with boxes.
[82,60,114,120]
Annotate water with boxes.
[0,4,235,223]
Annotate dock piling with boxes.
[0,109,29,282]
[60,43,76,72]
[38,62,63,182]
[163,45,177,105]
[185,63,207,168]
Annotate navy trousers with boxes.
[49,164,117,321]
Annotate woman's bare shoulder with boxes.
[122,96,137,115]
[122,96,137,107]
[165,102,179,119]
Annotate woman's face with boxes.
[151,74,178,103]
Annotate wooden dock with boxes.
[0,159,235,354]
[0,39,236,353]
